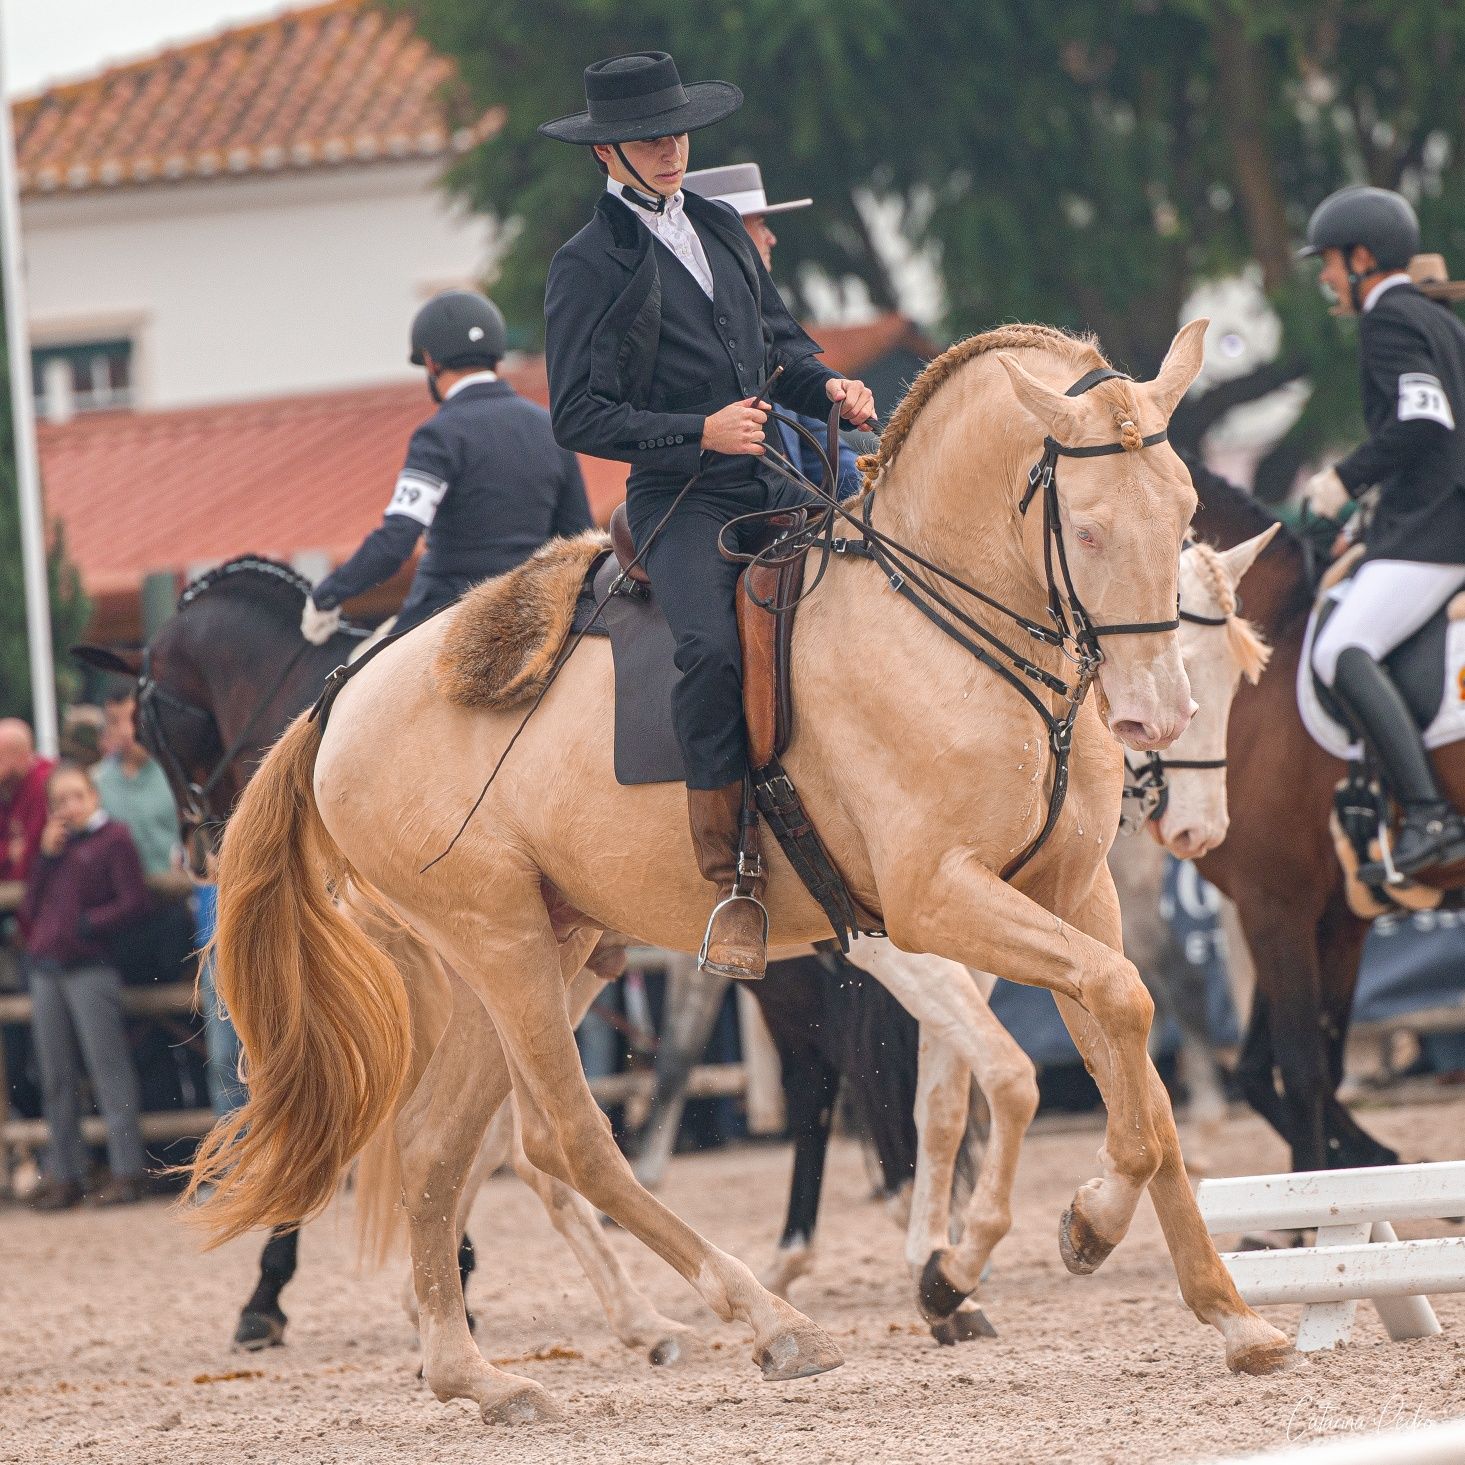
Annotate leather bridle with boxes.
[1118,587,1231,833]
[729,366,1180,879]
[137,641,310,861]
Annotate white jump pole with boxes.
[0,19,58,757]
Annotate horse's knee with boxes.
[985,1058,1039,1129]
[1088,958,1155,1044]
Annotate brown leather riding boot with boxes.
[687,783,768,980]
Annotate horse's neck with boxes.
[1192,487,1310,640]
[868,387,1067,687]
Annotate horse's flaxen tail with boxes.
[184,714,412,1246]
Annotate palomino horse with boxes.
[189,321,1299,1426]
[1184,462,1465,1172]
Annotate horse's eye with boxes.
[1075,526,1097,547]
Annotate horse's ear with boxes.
[71,644,143,677]
[1148,317,1209,420]
[995,354,1087,441]
[1216,523,1280,587]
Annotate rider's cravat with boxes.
[607,180,714,299]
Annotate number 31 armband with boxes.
[1397,372,1456,429]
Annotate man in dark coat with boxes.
[683,162,864,499]
[1301,185,1465,878]
[539,52,875,978]
[302,290,592,643]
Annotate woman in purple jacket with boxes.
[21,763,151,1209]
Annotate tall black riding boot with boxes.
[1332,646,1465,880]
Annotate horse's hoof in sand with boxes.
[754,1321,844,1381]
[917,1250,971,1323]
[481,1381,563,1426]
[232,1308,286,1352]
[1228,1338,1302,1377]
[647,1326,694,1367]
[1059,1200,1116,1275]
[930,1300,997,1346]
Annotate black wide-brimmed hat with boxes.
[538,52,742,146]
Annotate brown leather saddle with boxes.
[608,501,808,771]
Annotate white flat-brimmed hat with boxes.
[683,162,811,217]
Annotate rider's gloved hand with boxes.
[300,596,342,645]
[1302,465,1350,519]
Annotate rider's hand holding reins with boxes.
[827,376,877,429]
[1302,465,1350,519]
[702,397,773,456]
[300,596,342,645]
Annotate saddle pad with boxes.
[594,555,687,785]
[1298,581,1465,761]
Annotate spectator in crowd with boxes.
[60,704,105,769]
[93,688,193,986]
[0,718,55,1127]
[193,853,245,1117]
[20,762,151,1209]
[0,718,56,918]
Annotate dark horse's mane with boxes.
[1184,453,1320,631]
[177,555,315,613]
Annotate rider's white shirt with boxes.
[1362,272,1411,312]
[607,179,715,299]
[443,369,498,399]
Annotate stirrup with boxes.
[697,891,770,979]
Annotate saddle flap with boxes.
[609,502,651,585]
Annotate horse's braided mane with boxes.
[177,555,315,611]
[857,323,1110,489]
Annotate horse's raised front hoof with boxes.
[232,1308,286,1352]
[1228,1338,1302,1377]
[930,1301,997,1346]
[1059,1200,1116,1276]
[754,1319,844,1381]
[481,1380,563,1426]
[917,1250,971,1323]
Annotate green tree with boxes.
[390,0,1465,497]
[0,285,89,721]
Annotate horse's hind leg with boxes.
[439,881,842,1383]
[395,965,560,1424]
[233,1226,298,1351]
[507,1100,695,1364]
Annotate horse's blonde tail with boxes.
[184,714,412,1246]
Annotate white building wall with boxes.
[20,160,502,410]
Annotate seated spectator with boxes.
[21,763,151,1209]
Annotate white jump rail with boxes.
[1197,1162,1465,1352]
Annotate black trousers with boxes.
[628,475,807,790]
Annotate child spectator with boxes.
[20,763,151,1209]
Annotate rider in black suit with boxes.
[540,53,875,978]
[1301,185,1465,879]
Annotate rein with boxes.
[728,366,1176,879]
[138,640,311,830]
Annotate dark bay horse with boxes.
[1188,463,1464,1172]
[74,558,483,1350]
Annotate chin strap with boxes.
[612,144,669,216]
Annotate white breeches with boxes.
[1313,558,1465,686]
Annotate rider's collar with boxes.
[1362,272,1411,312]
[443,369,498,400]
[607,176,678,219]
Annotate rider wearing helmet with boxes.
[1300,185,1465,879]
[301,290,592,642]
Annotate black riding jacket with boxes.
[312,379,592,618]
[1336,281,1465,564]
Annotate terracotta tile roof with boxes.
[814,315,939,375]
[13,0,501,197]
[37,365,629,604]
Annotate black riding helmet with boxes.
[1298,185,1421,270]
[409,290,508,369]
